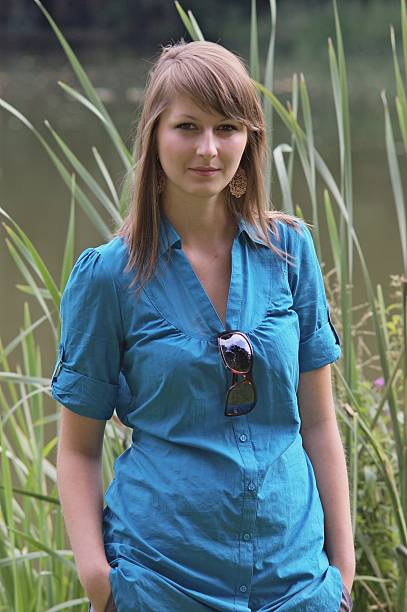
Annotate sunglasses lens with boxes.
[219,333,252,374]
[225,380,256,416]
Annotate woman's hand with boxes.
[83,562,113,612]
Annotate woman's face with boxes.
[156,94,248,201]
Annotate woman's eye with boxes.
[175,123,238,131]
[218,124,237,131]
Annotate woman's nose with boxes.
[195,130,218,158]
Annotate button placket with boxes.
[224,238,243,330]
[231,418,257,606]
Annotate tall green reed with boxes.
[1,0,407,609]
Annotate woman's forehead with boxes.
[161,94,229,122]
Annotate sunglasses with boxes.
[217,330,257,417]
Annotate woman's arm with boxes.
[297,364,356,593]
[57,406,113,612]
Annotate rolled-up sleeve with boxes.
[288,222,341,373]
[50,247,123,419]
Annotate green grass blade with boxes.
[323,190,341,279]
[332,1,354,284]
[390,25,407,112]
[264,0,277,202]
[59,176,76,294]
[46,598,89,612]
[5,240,57,339]
[250,0,260,81]
[273,144,294,214]
[333,0,353,198]
[0,485,59,505]
[174,2,200,41]
[44,120,122,226]
[396,95,407,152]
[381,90,407,273]
[357,531,394,607]
[0,209,60,309]
[187,10,205,41]
[33,0,132,169]
[328,38,344,172]
[286,74,299,189]
[2,387,48,427]
[7,528,76,571]
[0,372,50,387]
[0,421,21,609]
[14,286,51,299]
[2,315,48,358]
[0,550,72,568]
[254,81,309,160]
[118,167,133,218]
[92,147,120,209]
[299,73,319,254]
[402,0,407,77]
[0,99,113,240]
[57,80,109,125]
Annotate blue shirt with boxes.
[51,214,343,611]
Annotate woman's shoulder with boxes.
[94,235,129,267]
[264,210,309,250]
[71,235,131,291]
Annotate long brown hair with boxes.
[115,40,303,291]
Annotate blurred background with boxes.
[0,0,404,356]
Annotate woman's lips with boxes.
[189,168,220,176]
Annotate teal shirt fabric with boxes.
[51,215,343,611]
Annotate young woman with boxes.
[52,41,356,612]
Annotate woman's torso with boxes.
[98,214,343,611]
[51,213,343,610]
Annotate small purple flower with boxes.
[373,377,385,389]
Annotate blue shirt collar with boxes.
[159,214,269,255]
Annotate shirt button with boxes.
[239,433,247,442]
[243,532,251,541]
[239,585,248,593]
[248,482,256,492]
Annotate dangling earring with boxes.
[229,167,247,198]
[157,165,166,195]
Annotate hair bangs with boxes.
[162,55,258,131]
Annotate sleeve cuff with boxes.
[51,363,117,420]
[299,318,341,373]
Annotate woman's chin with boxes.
[164,180,228,201]
[184,183,227,199]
